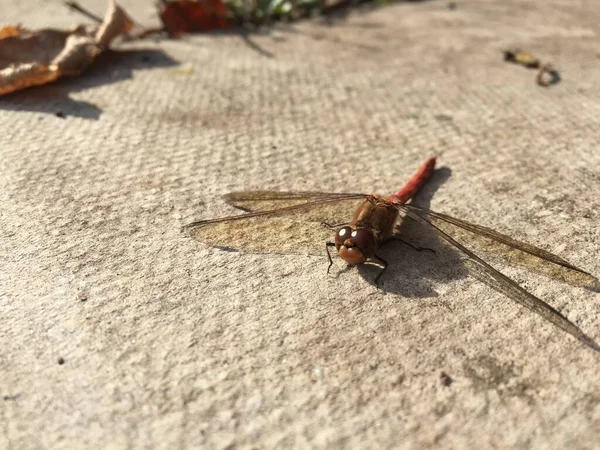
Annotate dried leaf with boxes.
[159,0,231,35]
[0,26,23,39]
[96,0,134,47]
[0,0,134,96]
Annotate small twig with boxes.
[63,1,104,23]
[64,0,164,42]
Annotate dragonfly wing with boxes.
[403,204,599,290]
[223,191,365,213]
[185,194,366,256]
[397,205,599,352]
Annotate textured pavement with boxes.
[1,0,600,448]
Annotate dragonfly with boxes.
[184,157,600,352]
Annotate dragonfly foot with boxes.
[389,236,435,254]
[325,242,336,275]
[372,254,388,285]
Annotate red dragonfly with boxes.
[184,157,599,351]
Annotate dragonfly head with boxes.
[334,226,376,265]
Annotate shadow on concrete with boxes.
[319,0,439,26]
[270,0,441,53]
[357,165,470,298]
[0,48,179,120]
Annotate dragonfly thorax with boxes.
[334,226,376,265]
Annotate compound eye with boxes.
[351,228,376,257]
[335,226,353,246]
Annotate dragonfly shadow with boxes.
[357,166,469,298]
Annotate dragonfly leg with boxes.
[372,254,389,285]
[387,236,435,254]
[325,242,336,274]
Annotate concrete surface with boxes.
[1,0,600,448]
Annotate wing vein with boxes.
[404,204,598,287]
[185,194,366,229]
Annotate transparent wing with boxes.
[398,205,599,352]
[185,192,366,256]
[403,204,599,290]
[223,191,364,212]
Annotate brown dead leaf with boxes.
[0,0,134,96]
[0,26,22,39]
[159,0,231,35]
